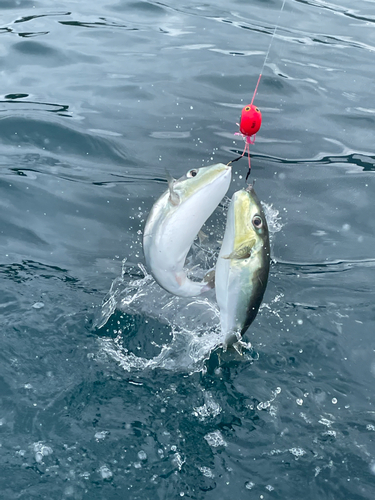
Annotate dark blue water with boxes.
[1,0,375,498]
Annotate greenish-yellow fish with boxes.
[215,184,270,346]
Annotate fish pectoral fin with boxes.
[165,168,175,185]
[168,186,180,206]
[203,269,215,289]
[166,170,180,206]
[222,244,252,260]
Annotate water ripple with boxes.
[13,12,71,24]
[276,258,375,275]
[212,15,375,52]
[0,97,71,116]
[59,19,139,31]
[294,0,375,24]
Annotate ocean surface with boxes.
[1,0,375,498]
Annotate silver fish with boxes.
[143,163,232,297]
[215,184,270,346]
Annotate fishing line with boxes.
[252,0,287,105]
[230,0,287,179]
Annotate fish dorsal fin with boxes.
[166,170,180,206]
[222,243,252,260]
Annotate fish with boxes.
[215,184,270,347]
[143,163,232,297]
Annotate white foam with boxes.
[32,441,53,463]
[204,430,227,448]
[193,392,222,420]
[199,466,214,478]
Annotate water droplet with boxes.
[32,302,44,309]
[98,465,113,480]
[332,398,337,404]
[296,398,303,406]
[95,431,109,441]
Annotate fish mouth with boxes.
[192,162,232,193]
[213,162,232,176]
[222,163,232,179]
[219,163,233,181]
[214,162,232,173]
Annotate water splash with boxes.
[95,203,282,373]
[263,202,283,240]
[95,258,222,372]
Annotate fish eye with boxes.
[245,106,250,111]
[255,107,259,112]
[187,169,198,178]
[252,215,263,228]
